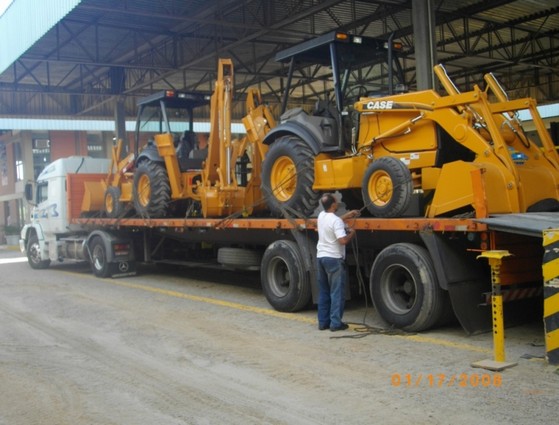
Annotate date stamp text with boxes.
[391,373,502,388]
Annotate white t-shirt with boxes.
[317,211,347,259]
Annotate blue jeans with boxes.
[317,257,347,329]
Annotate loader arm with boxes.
[204,58,234,187]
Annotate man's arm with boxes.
[341,209,360,221]
[337,227,355,246]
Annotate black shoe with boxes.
[330,323,349,332]
[318,324,330,330]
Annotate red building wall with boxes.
[49,131,80,160]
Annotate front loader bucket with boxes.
[81,180,106,214]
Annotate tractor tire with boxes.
[261,135,321,217]
[133,161,170,218]
[370,243,445,332]
[261,240,311,312]
[27,233,51,270]
[104,186,124,218]
[362,157,412,217]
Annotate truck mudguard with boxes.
[85,230,135,263]
[420,231,491,334]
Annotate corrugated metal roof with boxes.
[0,0,82,74]
[0,0,14,17]
[0,117,245,133]
[0,0,558,120]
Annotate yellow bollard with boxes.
[471,250,518,371]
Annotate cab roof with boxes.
[137,90,209,109]
[275,31,394,67]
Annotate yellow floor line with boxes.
[112,278,316,324]
[66,271,492,354]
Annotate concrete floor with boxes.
[0,246,557,425]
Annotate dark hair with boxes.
[320,193,336,211]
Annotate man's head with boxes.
[320,193,337,212]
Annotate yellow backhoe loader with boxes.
[261,31,559,218]
[94,59,275,218]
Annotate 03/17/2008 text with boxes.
[391,373,502,388]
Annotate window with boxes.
[32,136,50,180]
[0,142,6,186]
[37,182,48,204]
[87,133,106,158]
[13,142,23,181]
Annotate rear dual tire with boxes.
[261,240,311,312]
[371,243,446,332]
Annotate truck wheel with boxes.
[362,157,412,217]
[261,135,321,217]
[89,237,111,278]
[105,186,124,218]
[133,161,170,217]
[27,233,51,270]
[370,243,444,332]
[261,240,311,312]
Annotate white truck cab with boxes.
[28,156,110,234]
[20,156,135,277]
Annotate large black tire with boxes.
[370,243,445,332]
[133,161,170,217]
[89,237,111,278]
[362,157,412,217]
[261,135,321,217]
[104,186,124,218]
[261,240,311,312]
[27,233,50,270]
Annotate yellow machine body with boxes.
[322,65,559,217]
[99,59,275,218]
[192,59,274,217]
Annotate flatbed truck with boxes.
[20,156,553,336]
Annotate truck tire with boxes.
[89,237,111,278]
[261,135,321,217]
[261,240,311,312]
[133,161,170,217]
[105,186,125,218]
[27,233,51,270]
[370,243,444,332]
[217,247,262,270]
[362,157,412,217]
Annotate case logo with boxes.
[365,100,394,110]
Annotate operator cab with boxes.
[274,31,405,153]
[135,90,210,171]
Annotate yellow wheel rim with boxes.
[137,174,151,207]
[368,170,393,206]
[105,192,114,214]
[270,156,297,202]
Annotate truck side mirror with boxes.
[24,182,35,204]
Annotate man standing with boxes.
[316,193,360,331]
